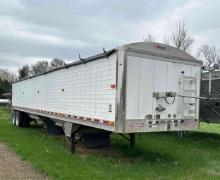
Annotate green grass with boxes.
[0,106,220,180]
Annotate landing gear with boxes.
[129,133,136,148]
[68,126,111,153]
[70,132,76,153]
[177,131,186,138]
[119,133,136,148]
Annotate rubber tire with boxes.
[22,112,30,127]
[12,110,16,126]
[15,111,19,127]
[15,111,30,128]
[15,111,21,127]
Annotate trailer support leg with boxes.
[177,131,186,138]
[70,132,75,153]
[118,133,136,148]
[129,133,135,148]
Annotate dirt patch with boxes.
[0,143,48,180]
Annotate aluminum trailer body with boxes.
[12,42,202,137]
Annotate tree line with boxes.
[0,58,65,98]
[143,21,219,67]
[0,69,16,98]
[18,58,65,79]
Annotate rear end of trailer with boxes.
[12,42,202,152]
[119,43,202,133]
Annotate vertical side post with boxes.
[70,132,75,153]
[130,133,135,148]
[177,131,184,138]
[208,70,212,96]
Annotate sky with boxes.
[0,0,219,73]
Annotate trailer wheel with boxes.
[14,111,30,127]
[15,111,21,127]
[12,110,16,126]
[22,113,30,127]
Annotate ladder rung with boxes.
[183,76,196,80]
[183,89,197,93]
[189,110,196,113]
[184,103,196,105]
[182,96,197,100]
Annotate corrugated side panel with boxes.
[125,55,201,120]
[12,55,116,123]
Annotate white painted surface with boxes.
[12,55,116,122]
[138,59,154,119]
[126,58,140,118]
[125,55,201,120]
[12,43,202,133]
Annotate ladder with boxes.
[179,75,198,119]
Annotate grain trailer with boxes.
[12,42,202,151]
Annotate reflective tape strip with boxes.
[13,106,115,126]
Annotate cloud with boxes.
[138,0,203,41]
[0,15,89,48]
[0,0,219,73]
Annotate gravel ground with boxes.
[0,143,48,180]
